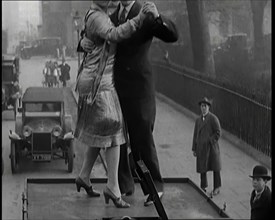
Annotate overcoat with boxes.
[250,185,272,220]
[192,112,221,173]
[59,63,70,81]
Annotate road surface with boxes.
[2,56,106,220]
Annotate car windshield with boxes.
[25,102,61,116]
[2,66,16,82]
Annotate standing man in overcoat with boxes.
[192,97,222,196]
[59,58,71,87]
[110,0,178,206]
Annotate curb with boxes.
[70,83,79,104]
[156,92,271,169]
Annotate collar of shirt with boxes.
[118,1,135,19]
[254,187,265,197]
[202,113,208,120]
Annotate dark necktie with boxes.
[253,192,261,203]
[119,7,127,24]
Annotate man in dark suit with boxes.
[79,0,178,206]
[110,0,178,206]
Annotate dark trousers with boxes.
[118,144,135,194]
[62,80,67,87]
[200,171,221,189]
[118,95,164,193]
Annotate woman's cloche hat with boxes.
[198,97,212,107]
[249,165,271,181]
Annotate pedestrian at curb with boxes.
[59,58,71,87]
[192,97,222,196]
[249,165,272,220]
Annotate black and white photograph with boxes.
[2,0,271,219]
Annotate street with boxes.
[2,56,106,220]
[2,56,271,220]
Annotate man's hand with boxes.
[142,2,159,19]
[80,36,94,53]
[193,151,197,157]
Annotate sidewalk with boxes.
[70,88,271,219]
[154,93,271,220]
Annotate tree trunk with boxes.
[250,0,267,61]
[186,0,215,77]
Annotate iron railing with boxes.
[152,60,271,157]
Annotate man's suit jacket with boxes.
[110,1,178,99]
[250,186,272,220]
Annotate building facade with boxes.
[40,1,90,50]
[40,1,118,50]
[2,1,41,53]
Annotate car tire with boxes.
[10,141,19,174]
[67,141,74,173]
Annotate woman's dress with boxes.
[75,3,141,148]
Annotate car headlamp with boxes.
[23,126,32,137]
[52,126,62,137]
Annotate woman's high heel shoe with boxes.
[103,187,130,208]
[75,177,100,197]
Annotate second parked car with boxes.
[9,87,74,173]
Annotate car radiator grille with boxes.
[32,132,52,153]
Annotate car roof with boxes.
[2,55,16,66]
[37,37,61,41]
[22,87,64,103]
[2,54,16,60]
[2,62,14,67]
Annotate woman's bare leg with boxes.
[79,146,100,186]
[105,145,121,197]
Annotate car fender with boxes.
[15,115,23,136]
[64,114,73,133]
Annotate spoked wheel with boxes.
[66,141,74,173]
[10,141,19,174]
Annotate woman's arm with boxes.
[86,9,145,42]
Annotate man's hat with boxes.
[198,97,212,107]
[249,165,271,181]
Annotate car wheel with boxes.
[10,141,19,174]
[67,141,74,173]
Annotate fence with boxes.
[152,60,271,157]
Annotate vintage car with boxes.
[8,87,74,173]
[20,37,61,59]
[2,54,22,116]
